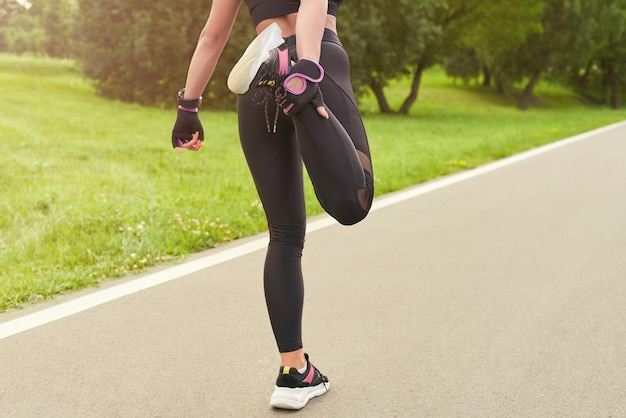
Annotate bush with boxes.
[75,1,255,109]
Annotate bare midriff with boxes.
[255,13,337,36]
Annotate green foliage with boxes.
[343,0,624,113]
[29,0,77,57]
[341,0,440,102]
[437,0,626,109]
[0,0,76,56]
[0,12,46,54]
[0,0,28,51]
[0,0,23,27]
[497,0,605,108]
[442,0,544,85]
[561,0,626,107]
[3,0,626,110]
[344,0,438,84]
[74,0,254,108]
[459,0,544,64]
[444,48,481,83]
[75,0,202,105]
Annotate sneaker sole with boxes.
[269,381,330,410]
[227,22,284,95]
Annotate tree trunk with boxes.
[518,70,542,111]
[398,63,424,115]
[482,64,491,87]
[495,76,505,94]
[370,81,392,114]
[607,64,620,109]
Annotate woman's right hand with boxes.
[172,107,204,152]
[175,131,203,154]
[280,58,328,119]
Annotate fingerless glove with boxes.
[279,58,325,116]
[171,89,204,148]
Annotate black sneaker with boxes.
[252,46,294,133]
[269,353,330,409]
[256,46,293,87]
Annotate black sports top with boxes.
[246,0,343,26]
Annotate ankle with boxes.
[280,350,307,369]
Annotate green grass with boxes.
[1,54,624,312]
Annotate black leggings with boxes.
[237,29,373,353]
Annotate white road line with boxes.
[1,121,624,340]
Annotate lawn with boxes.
[0,54,624,311]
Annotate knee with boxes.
[268,221,306,246]
[333,203,370,226]
[326,172,374,226]
[319,190,370,225]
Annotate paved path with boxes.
[2,122,626,417]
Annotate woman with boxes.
[171,0,374,410]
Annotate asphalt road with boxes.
[1,122,626,417]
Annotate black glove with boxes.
[171,106,204,148]
[279,58,325,117]
[171,88,204,148]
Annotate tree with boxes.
[448,0,544,89]
[0,0,23,26]
[0,12,45,54]
[341,0,440,114]
[581,0,626,108]
[491,0,595,110]
[399,0,544,113]
[28,0,77,58]
[0,0,27,51]
[75,0,254,108]
[0,0,77,56]
[342,0,544,114]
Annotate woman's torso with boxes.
[245,0,342,35]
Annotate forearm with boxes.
[183,35,228,99]
[295,0,328,62]
[182,0,242,100]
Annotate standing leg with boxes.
[238,92,307,358]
